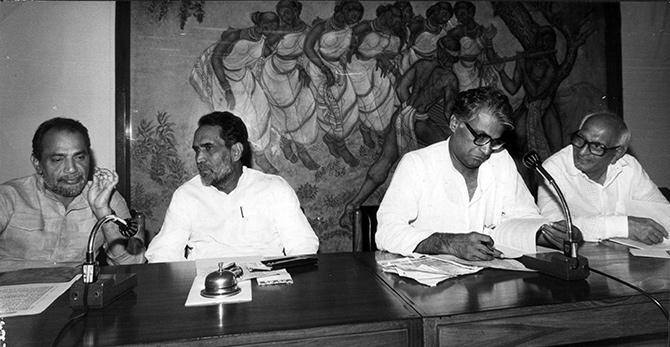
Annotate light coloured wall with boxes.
[0,2,115,184]
[621,2,670,188]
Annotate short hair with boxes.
[579,111,631,149]
[334,0,363,15]
[250,11,279,26]
[454,1,476,15]
[198,111,252,167]
[427,1,453,19]
[451,87,514,130]
[32,117,91,160]
[276,0,302,14]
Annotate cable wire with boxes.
[590,267,669,321]
[51,283,89,347]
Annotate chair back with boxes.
[353,205,379,252]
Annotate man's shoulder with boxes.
[244,167,292,190]
[171,175,205,196]
[0,175,37,197]
[542,145,572,170]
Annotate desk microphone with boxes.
[69,212,144,309]
[520,151,589,280]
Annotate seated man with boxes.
[0,117,144,271]
[376,87,580,260]
[538,111,669,245]
[145,111,319,262]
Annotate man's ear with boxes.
[231,142,244,162]
[31,155,43,175]
[611,146,626,165]
[448,115,458,133]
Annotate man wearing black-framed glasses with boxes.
[538,112,669,245]
[376,87,580,260]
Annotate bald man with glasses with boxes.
[538,112,669,245]
[376,87,580,260]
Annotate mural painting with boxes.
[129,1,616,252]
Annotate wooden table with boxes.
[4,253,421,346]
[359,243,670,346]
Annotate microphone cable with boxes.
[589,266,669,321]
[51,282,89,347]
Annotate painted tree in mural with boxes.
[490,2,595,161]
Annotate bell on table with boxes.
[200,262,242,298]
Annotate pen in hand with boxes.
[481,240,504,259]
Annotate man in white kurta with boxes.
[538,112,669,245]
[146,112,318,262]
[377,87,573,259]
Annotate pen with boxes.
[240,206,244,218]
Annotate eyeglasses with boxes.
[464,122,505,151]
[570,132,619,157]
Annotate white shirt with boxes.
[145,167,319,262]
[538,145,669,241]
[377,139,547,256]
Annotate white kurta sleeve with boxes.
[145,189,192,263]
[271,178,319,255]
[376,153,436,256]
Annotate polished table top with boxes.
[360,242,670,317]
[5,253,419,346]
[4,243,669,346]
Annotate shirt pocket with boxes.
[7,212,45,232]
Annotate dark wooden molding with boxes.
[115,1,131,202]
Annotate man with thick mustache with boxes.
[376,87,581,260]
[145,111,318,262]
[0,117,144,271]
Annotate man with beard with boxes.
[0,117,144,271]
[145,112,318,262]
[376,87,582,260]
[538,112,669,245]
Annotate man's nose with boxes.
[64,158,77,173]
[479,142,493,156]
[196,151,206,163]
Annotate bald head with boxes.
[579,112,631,151]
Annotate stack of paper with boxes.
[378,256,482,286]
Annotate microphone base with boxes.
[69,273,137,309]
[520,252,590,281]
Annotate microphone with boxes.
[69,212,145,309]
[520,151,589,280]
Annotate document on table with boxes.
[0,274,81,317]
[607,200,670,258]
[378,255,483,287]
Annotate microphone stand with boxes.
[69,213,143,309]
[520,151,589,281]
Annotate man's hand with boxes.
[87,168,119,219]
[628,216,668,245]
[415,232,502,261]
[537,221,584,249]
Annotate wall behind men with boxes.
[621,2,670,188]
[0,2,116,184]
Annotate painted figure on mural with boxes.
[399,1,455,74]
[303,0,365,167]
[447,1,498,92]
[340,35,460,228]
[348,4,404,149]
[190,11,281,174]
[259,0,321,171]
[491,2,595,163]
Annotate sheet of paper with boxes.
[630,248,670,259]
[256,270,292,286]
[185,277,252,307]
[608,237,670,250]
[0,275,81,317]
[489,217,547,255]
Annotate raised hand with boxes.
[628,216,668,245]
[87,167,119,219]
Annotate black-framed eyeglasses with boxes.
[464,122,505,151]
[570,132,619,157]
